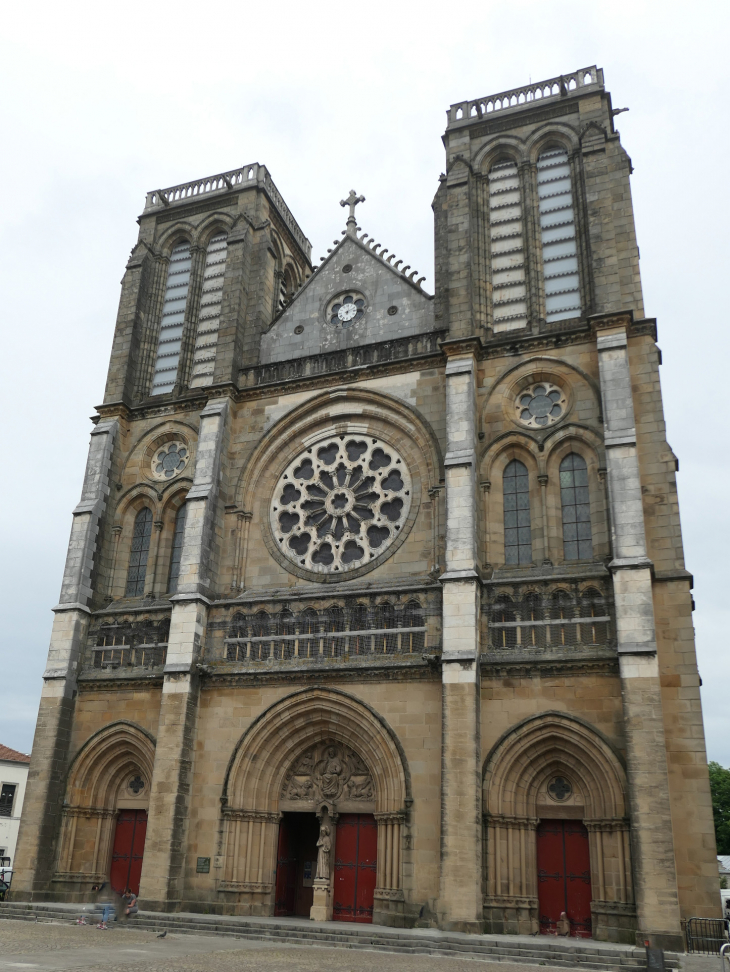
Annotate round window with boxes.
[325,291,366,328]
[515,382,567,429]
[271,435,412,575]
[151,441,189,481]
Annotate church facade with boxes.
[11,66,718,948]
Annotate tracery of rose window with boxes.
[271,436,412,575]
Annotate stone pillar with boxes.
[139,399,229,911]
[438,345,482,932]
[597,327,682,950]
[10,421,118,899]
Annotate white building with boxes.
[0,745,31,876]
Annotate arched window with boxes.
[491,595,517,648]
[550,589,573,646]
[559,453,593,560]
[190,232,228,388]
[403,600,425,652]
[167,503,187,594]
[503,460,532,565]
[125,508,153,597]
[279,265,296,310]
[151,241,192,395]
[537,148,581,323]
[580,588,608,646]
[522,591,544,648]
[489,159,527,332]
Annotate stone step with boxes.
[0,902,678,972]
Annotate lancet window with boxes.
[167,503,187,594]
[503,459,532,565]
[559,453,593,560]
[488,159,528,332]
[537,148,581,323]
[150,241,192,395]
[190,232,228,388]
[125,507,153,597]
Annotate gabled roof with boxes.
[0,744,30,764]
[274,222,432,321]
[260,225,436,366]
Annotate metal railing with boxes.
[91,644,167,670]
[225,627,427,663]
[447,66,603,128]
[685,917,730,954]
[487,591,613,651]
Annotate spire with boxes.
[340,189,365,237]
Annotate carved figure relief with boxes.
[281,740,374,806]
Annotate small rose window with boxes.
[152,441,189,480]
[326,292,366,328]
[515,382,567,429]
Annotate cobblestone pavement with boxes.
[0,919,552,972]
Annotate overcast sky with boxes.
[1,0,728,764]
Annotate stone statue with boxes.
[316,824,331,880]
[320,747,343,799]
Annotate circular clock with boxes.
[326,292,366,328]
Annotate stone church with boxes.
[11,66,718,948]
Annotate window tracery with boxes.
[271,436,411,575]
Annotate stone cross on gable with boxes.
[340,190,365,220]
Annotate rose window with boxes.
[515,382,567,429]
[271,436,411,575]
[151,441,189,480]
[326,292,366,328]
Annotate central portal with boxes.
[274,812,319,917]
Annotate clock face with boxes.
[338,303,358,323]
[326,292,366,328]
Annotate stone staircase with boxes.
[0,901,680,971]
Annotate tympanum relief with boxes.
[280,740,375,812]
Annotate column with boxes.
[139,398,229,911]
[10,421,118,899]
[438,345,482,932]
[597,328,682,950]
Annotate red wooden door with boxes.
[274,817,297,916]
[110,809,147,895]
[536,819,592,938]
[333,813,377,923]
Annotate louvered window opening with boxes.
[560,453,593,560]
[489,590,611,651]
[489,161,528,332]
[537,149,581,323]
[151,242,192,395]
[190,233,228,387]
[125,507,153,597]
[167,503,187,594]
[503,460,532,565]
[224,602,428,663]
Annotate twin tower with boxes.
[12,67,717,948]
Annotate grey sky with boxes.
[1,0,728,763]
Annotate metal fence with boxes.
[487,589,613,651]
[224,602,430,663]
[91,644,167,670]
[685,917,730,954]
[225,627,427,663]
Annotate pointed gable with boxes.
[259,233,435,364]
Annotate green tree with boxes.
[708,761,730,854]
